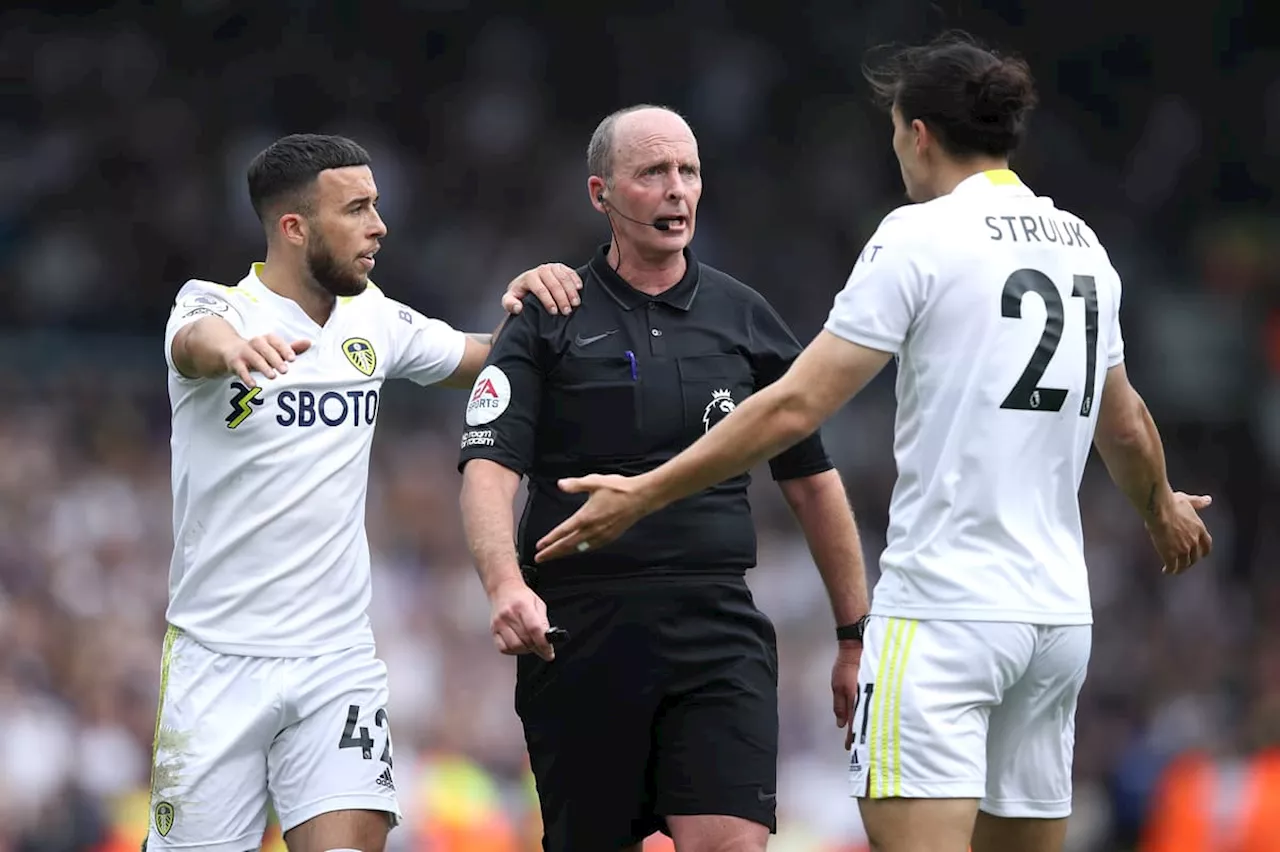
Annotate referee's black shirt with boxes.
[458,244,833,579]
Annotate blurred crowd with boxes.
[2,2,1279,851]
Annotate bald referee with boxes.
[458,105,869,852]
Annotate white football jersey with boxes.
[825,170,1124,624]
[164,263,466,656]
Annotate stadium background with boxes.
[1,1,1277,850]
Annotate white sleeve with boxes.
[1106,275,1125,368]
[164,280,247,377]
[823,209,930,355]
[384,298,467,386]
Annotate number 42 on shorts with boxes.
[337,704,393,769]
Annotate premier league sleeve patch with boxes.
[177,292,231,319]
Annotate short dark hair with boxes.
[246,133,371,222]
[587,104,686,185]
[863,31,1038,159]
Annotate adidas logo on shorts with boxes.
[376,768,395,791]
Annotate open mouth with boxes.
[657,215,688,230]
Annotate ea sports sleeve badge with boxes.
[466,365,511,426]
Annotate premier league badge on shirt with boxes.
[702,388,735,433]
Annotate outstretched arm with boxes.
[534,331,892,562]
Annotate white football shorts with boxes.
[145,626,401,852]
[847,616,1091,819]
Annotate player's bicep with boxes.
[169,317,234,379]
[164,283,245,379]
[783,330,894,426]
[439,336,490,389]
[746,299,835,479]
[1094,363,1145,445]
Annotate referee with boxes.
[458,105,869,852]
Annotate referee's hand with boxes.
[488,579,556,661]
[503,263,582,317]
[834,643,861,751]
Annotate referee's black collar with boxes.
[588,243,701,312]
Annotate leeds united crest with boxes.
[342,338,377,377]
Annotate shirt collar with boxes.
[240,262,336,328]
[588,244,701,312]
[950,168,1035,198]
[243,262,267,292]
[240,262,292,308]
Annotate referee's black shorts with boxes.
[515,570,778,852]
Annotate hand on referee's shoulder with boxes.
[502,263,582,317]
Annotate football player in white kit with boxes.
[528,33,1214,852]
[150,134,579,852]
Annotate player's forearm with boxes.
[640,382,817,512]
[172,317,240,379]
[460,314,504,349]
[1094,395,1175,524]
[460,459,525,597]
[779,470,870,625]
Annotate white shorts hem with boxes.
[278,793,402,834]
[852,779,986,800]
[980,797,1073,819]
[145,830,262,852]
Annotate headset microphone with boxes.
[598,193,673,231]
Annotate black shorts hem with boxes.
[656,803,778,834]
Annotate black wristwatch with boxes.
[836,614,870,643]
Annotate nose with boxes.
[665,175,686,203]
[370,208,387,238]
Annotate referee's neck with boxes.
[607,243,687,296]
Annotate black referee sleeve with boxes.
[749,297,835,481]
[457,300,546,476]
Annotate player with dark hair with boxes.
[534,34,1213,852]
[147,133,576,852]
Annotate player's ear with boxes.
[910,118,931,158]
[277,212,307,246]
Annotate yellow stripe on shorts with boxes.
[870,618,900,798]
[869,617,919,798]
[150,624,180,794]
[890,620,919,797]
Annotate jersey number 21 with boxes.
[999,269,1098,417]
